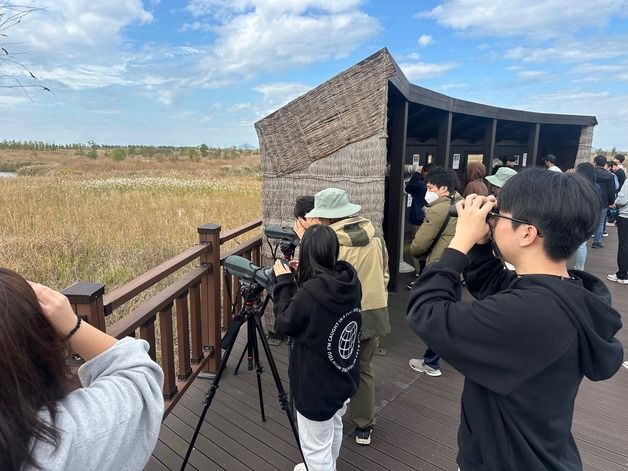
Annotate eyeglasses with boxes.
[488,210,543,237]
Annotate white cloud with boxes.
[399,61,458,81]
[197,6,381,78]
[419,0,628,38]
[158,89,174,106]
[37,64,131,89]
[254,81,312,111]
[0,95,29,106]
[418,34,434,47]
[505,39,628,63]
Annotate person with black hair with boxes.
[305,188,389,447]
[592,155,616,248]
[407,167,463,377]
[543,154,562,172]
[294,195,316,235]
[573,162,603,270]
[405,164,430,230]
[503,155,518,170]
[273,224,362,471]
[406,168,623,470]
[0,270,164,471]
[607,176,628,284]
[613,154,626,190]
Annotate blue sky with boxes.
[1,0,627,149]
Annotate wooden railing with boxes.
[62,218,263,416]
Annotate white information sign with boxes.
[452,153,461,170]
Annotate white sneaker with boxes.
[409,358,442,376]
[293,463,307,471]
[606,274,628,284]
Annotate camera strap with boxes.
[425,195,455,255]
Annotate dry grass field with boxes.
[0,149,262,323]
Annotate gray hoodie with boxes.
[615,179,628,218]
[30,338,164,470]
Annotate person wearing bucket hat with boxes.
[485,167,517,195]
[306,187,390,446]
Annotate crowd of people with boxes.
[1,153,625,471]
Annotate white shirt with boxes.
[548,165,562,172]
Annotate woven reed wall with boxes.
[260,133,387,255]
[575,125,595,164]
[255,48,396,177]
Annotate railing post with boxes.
[198,223,222,374]
[62,282,106,332]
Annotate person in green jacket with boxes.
[408,167,463,377]
[304,187,390,446]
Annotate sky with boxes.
[1,0,627,150]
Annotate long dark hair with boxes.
[296,224,340,286]
[0,268,69,470]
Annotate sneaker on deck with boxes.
[607,273,628,284]
[406,280,415,290]
[409,358,442,377]
[355,427,373,445]
[602,231,609,237]
[591,241,605,248]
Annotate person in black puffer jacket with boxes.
[592,155,616,248]
[273,224,362,471]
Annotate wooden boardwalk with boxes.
[149,228,628,471]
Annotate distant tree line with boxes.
[0,140,259,160]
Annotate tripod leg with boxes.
[251,320,267,422]
[251,311,309,470]
[233,343,247,376]
[180,313,245,470]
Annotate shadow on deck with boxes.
[149,228,628,471]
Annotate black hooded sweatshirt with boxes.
[406,245,623,471]
[594,166,616,206]
[273,261,362,421]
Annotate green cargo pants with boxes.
[349,336,377,430]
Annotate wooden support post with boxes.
[159,304,177,400]
[198,223,222,373]
[175,293,192,380]
[483,119,497,171]
[139,319,156,361]
[62,282,106,332]
[189,283,203,364]
[528,123,541,168]
[437,111,453,168]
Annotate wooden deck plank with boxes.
[151,225,627,470]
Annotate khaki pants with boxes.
[349,336,377,429]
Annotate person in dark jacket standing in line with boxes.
[593,155,616,248]
[273,224,362,471]
[406,168,623,470]
[613,154,626,191]
[405,164,431,231]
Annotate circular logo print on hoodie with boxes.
[326,309,360,373]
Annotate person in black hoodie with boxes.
[592,154,616,248]
[273,224,362,471]
[406,168,623,471]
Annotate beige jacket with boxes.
[331,216,390,339]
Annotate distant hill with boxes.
[238,143,258,150]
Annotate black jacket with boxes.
[614,167,626,194]
[406,245,623,470]
[405,172,427,225]
[595,167,616,205]
[273,261,362,421]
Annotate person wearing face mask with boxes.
[407,167,463,377]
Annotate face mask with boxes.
[424,191,439,205]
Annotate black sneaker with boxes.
[591,241,605,248]
[355,427,372,445]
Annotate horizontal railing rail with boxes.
[63,219,263,418]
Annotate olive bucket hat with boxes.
[305,188,361,219]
